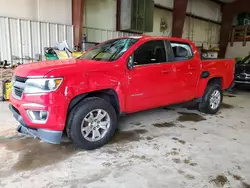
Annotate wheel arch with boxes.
[196,76,223,99]
[67,89,121,116]
[207,77,223,88]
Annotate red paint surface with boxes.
[10,36,235,131]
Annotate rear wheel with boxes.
[198,84,223,114]
[67,97,117,150]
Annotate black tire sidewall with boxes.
[201,85,223,114]
[69,98,117,150]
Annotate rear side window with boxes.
[170,42,193,61]
[134,40,166,65]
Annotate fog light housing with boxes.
[26,110,48,123]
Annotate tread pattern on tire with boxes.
[198,84,223,114]
[67,97,117,150]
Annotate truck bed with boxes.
[201,58,235,90]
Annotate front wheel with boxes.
[67,97,117,150]
[198,84,223,114]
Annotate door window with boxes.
[134,40,166,65]
[170,42,193,61]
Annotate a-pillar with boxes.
[172,0,188,38]
[72,0,84,50]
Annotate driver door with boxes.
[125,40,174,113]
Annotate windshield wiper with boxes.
[108,49,120,61]
[108,41,128,61]
[91,51,103,60]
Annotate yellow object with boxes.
[54,50,69,59]
[94,52,112,59]
[72,51,85,58]
[3,81,12,100]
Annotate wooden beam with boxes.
[230,26,235,46]
[172,0,188,38]
[116,0,121,31]
[218,3,234,58]
[72,0,84,50]
[243,26,248,46]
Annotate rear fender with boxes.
[195,76,222,98]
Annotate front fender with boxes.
[64,71,127,112]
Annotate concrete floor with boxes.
[0,91,250,188]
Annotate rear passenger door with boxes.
[167,42,200,102]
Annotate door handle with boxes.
[161,69,172,74]
[188,65,197,70]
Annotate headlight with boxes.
[23,78,63,94]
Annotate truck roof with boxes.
[126,35,193,44]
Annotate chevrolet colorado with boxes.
[9,36,235,150]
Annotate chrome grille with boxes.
[15,76,28,83]
[14,86,23,97]
[12,76,27,99]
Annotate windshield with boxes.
[240,55,250,64]
[79,38,138,61]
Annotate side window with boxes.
[170,42,193,61]
[134,40,166,65]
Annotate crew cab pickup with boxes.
[9,36,235,150]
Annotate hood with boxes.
[14,59,77,77]
[235,63,250,74]
[14,59,116,78]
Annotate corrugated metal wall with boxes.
[183,17,220,48]
[0,16,73,64]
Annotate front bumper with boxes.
[9,104,63,144]
[235,80,250,85]
[235,73,250,85]
[9,92,67,130]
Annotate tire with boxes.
[67,97,117,150]
[198,84,223,114]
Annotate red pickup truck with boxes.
[9,36,235,150]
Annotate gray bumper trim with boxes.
[17,125,63,144]
[9,104,62,144]
[235,80,250,84]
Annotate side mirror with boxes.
[127,55,134,70]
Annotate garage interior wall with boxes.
[84,0,116,31]
[1,0,72,25]
[145,8,173,36]
[183,0,221,48]
[83,0,221,48]
[226,42,250,58]
[1,0,223,51]
[183,17,221,48]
